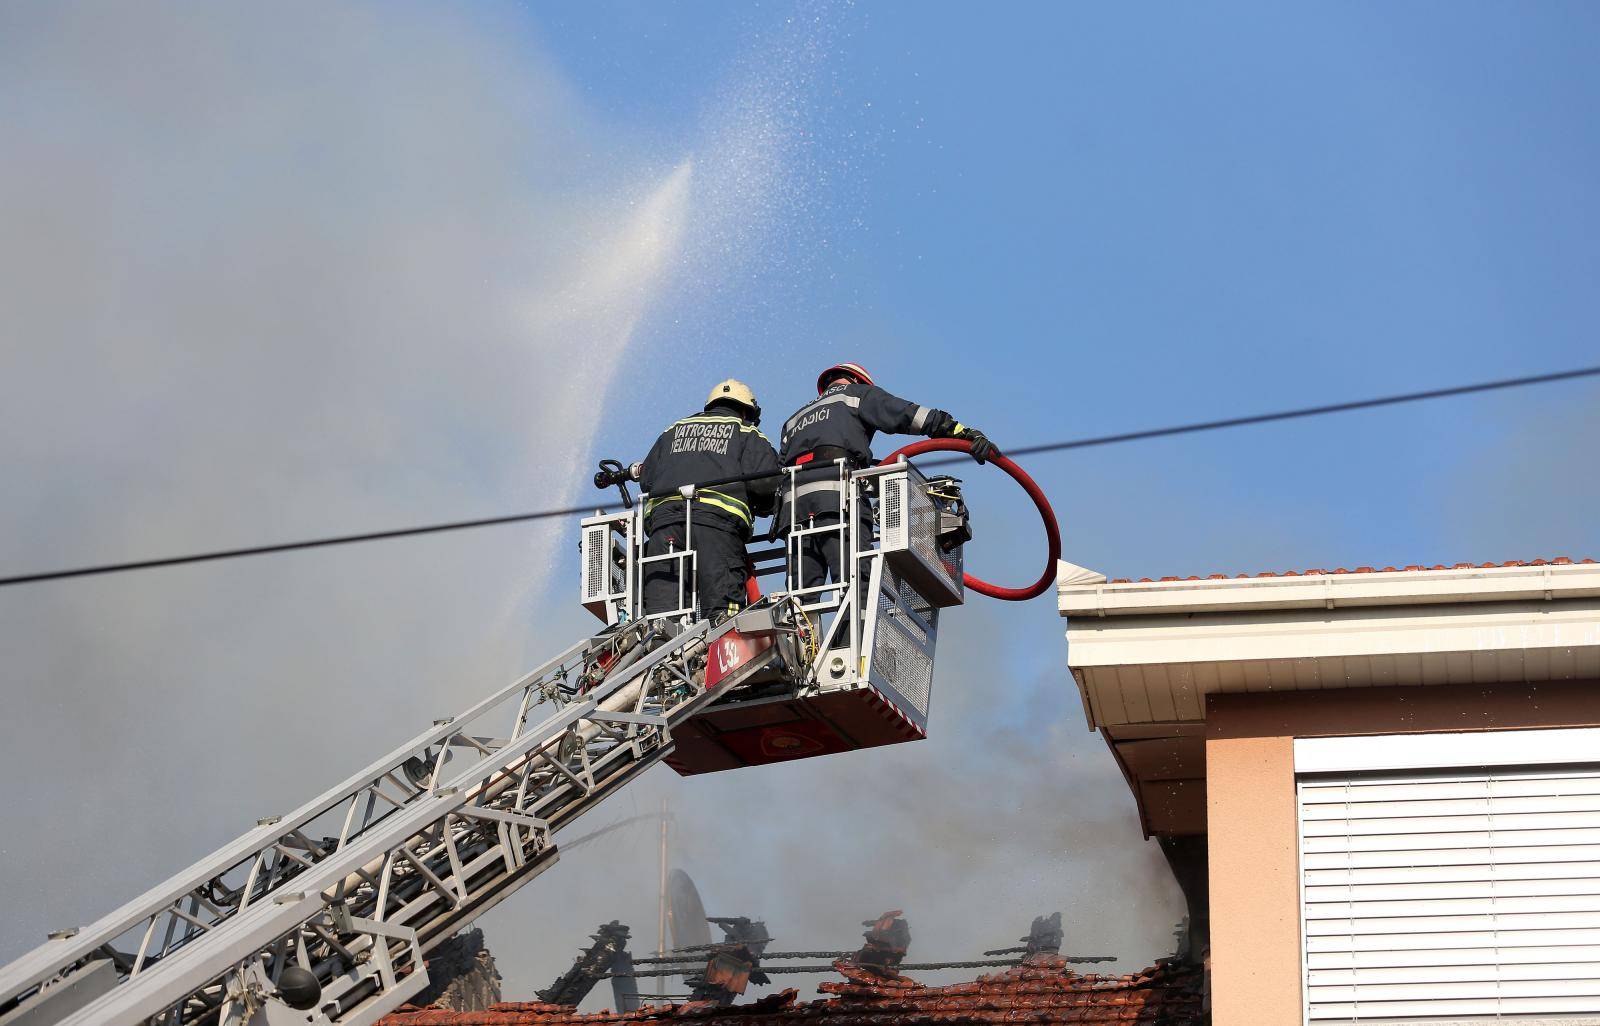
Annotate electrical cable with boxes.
[608,955,1116,978]
[2,364,1594,588]
[932,363,1600,465]
[0,505,600,588]
[609,959,1025,978]
[632,951,853,964]
[555,813,657,854]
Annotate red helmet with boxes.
[816,362,874,394]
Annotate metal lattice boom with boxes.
[0,616,772,1026]
[2,461,974,1026]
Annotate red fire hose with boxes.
[880,438,1061,602]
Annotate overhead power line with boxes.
[989,363,1600,462]
[608,955,1117,978]
[2,364,1595,589]
[0,505,602,588]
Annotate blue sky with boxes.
[521,1,1600,983]
[544,0,1600,583]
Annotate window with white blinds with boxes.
[1299,764,1600,1023]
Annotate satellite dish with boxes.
[666,869,712,950]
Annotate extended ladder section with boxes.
[0,461,969,1026]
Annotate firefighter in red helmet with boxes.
[777,362,997,591]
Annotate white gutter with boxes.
[1058,560,1600,617]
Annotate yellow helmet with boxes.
[705,379,761,423]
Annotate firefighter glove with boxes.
[954,424,999,464]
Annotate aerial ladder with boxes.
[0,444,1058,1026]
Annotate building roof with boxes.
[1057,555,1600,838]
[379,957,1204,1026]
[1108,556,1595,585]
[1058,557,1600,617]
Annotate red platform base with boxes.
[664,681,926,776]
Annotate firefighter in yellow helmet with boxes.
[631,380,781,620]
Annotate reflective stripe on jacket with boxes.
[637,412,781,537]
[778,381,943,468]
[776,382,948,531]
[645,487,751,524]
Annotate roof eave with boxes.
[1058,561,1600,617]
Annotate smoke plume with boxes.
[0,0,697,963]
[0,1,1182,1005]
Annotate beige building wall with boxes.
[1205,732,1298,1026]
[1204,680,1600,1025]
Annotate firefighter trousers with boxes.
[642,523,749,620]
[789,509,874,601]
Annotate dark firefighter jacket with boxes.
[778,380,948,469]
[638,411,781,538]
[776,381,952,529]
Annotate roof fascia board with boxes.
[1065,600,1600,669]
[1059,563,1600,617]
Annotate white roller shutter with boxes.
[1298,753,1600,1023]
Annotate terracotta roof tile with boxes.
[1107,557,1595,585]
[378,958,1203,1026]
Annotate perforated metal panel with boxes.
[868,569,936,723]
[906,476,961,598]
[580,517,630,622]
[582,524,607,603]
[880,474,906,551]
[877,468,962,607]
[892,587,930,647]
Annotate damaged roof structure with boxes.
[381,956,1202,1026]
[385,912,1203,1026]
